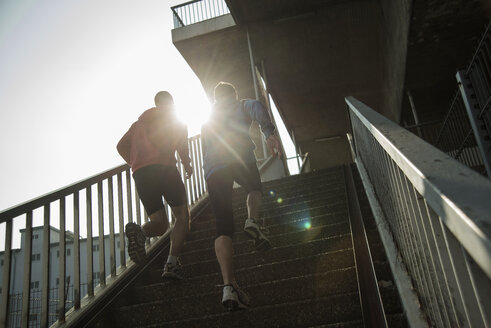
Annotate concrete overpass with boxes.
[171,0,489,170]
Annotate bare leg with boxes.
[215,235,238,288]
[169,204,190,256]
[142,208,169,237]
[247,191,262,219]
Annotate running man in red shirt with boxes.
[117,91,192,279]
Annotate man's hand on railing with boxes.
[267,135,282,158]
[184,164,193,179]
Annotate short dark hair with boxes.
[214,82,237,102]
[154,91,174,107]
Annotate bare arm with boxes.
[176,125,193,178]
[244,100,282,158]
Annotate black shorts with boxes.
[133,164,187,215]
[206,162,262,238]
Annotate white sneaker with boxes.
[222,285,250,311]
[244,218,272,252]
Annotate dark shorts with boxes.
[133,164,187,215]
[206,162,262,238]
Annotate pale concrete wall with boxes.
[259,157,287,182]
[300,137,353,170]
[378,0,413,123]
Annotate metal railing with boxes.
[0,135,207,328]
[7,283,99,328]
[404,120,443,146]
[346,96,491,327]
[435,91,486,175]
[434,22,491,177]
[299,153,310,174]
[171,0,230,28]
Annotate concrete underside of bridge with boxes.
[172,0,489,170]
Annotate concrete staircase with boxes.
[93,167,407,327]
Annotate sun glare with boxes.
[175,97,212,136]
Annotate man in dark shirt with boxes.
[201,82,282,310]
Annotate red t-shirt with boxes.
[117,107,190,172]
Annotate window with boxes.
[31,254,40,261]
[32,234,38,239]
[56,278,59,285]
[57,249,71,257]
[30,281,39,289]
[1,259,3,266]
[92,245,99,252]
[117,241,120,248]
[93,272,100,279]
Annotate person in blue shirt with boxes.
[201,81,282,311]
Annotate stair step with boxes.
[144,248,355,286]
[113,291,362,327]
[187,210,349,242]
[178,220,351,264]
[232,185,347,212]
[232,168,344,197]
[118,266,358,309]
[232,194,347,219]
[232,179,346,206]
[136,234,353,291]
[311,321,363,328]
[194,201,348,232]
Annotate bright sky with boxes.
[0,0,211,213]
[0,1,300,252]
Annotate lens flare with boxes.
[304,221,312,230]
[277,197,283,204]
[269,190,275,196]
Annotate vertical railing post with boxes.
[73,191,81,310]
[97,182,106,287]
[197,137,205,193]
[108,177,116,277]
[117,173,126,268]
[86,187,94,297]
[41,205,51,328]
[0,220,13,327]
[190,139,198,203]
[126,169,133,223]
[58,197,66,323]
[21,211,33,328]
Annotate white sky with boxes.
[0,0,299,251]
[0,0,211,213]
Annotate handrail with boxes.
[346,96,491,327]
[300,152,310,173]
[0,134,208,328]
[0,164,128,223]
[170,0,231,28]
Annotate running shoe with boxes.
[162,259,184,280]
[125,222,146,265]
[222,285,250,311]
[244,218,272,252]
